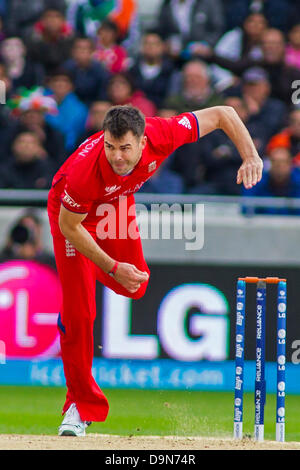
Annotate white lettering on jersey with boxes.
[62,190,81,208]
[78,134,104,157]
[178,116,191,130]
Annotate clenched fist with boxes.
[114,262,149,293]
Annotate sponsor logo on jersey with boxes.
[105,185,121,195]
[62,190,81,208]
[178,116,191,130]
[109,182,146,200]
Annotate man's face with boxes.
[42,10,64,35]
[183,62,209,91]
[104,130,147,175]
[262,30,285,63]
[270,148,292,184]
[98,26,117,47]
[108,76,132,104]
[243,13,267,41]
[13,133,41,163]
[20,110,44,128]
[72,40,93,66]
[1,38,25,60]
[289,24,300,48]
[243,80,270,103]
[48,75,73,102]
[142,34,164,61]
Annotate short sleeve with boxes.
[60,183,93,214]
[146,113,200,157]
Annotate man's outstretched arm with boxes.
[193,106,263,189]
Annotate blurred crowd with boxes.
[0,0,299,209]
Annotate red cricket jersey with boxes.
[48,113,200,233]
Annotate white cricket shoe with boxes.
[58,403,87,437]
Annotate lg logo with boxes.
[292,80,300,105]
[101,283,229,362]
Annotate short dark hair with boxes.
[143,29,163,40]
[103,106,145,139]
[47,68,74,84]
[107,72,136,94]
[98,19,119,35]
[72,36,95,49]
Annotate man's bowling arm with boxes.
[58,204,115,274]
[193,106,263,189]
[58,205,149,293]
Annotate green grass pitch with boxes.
[0,386,299,441]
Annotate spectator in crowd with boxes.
[242,147,300,215]
[130,30,175,108]
[211,12,268,90]
[0,37,44,92]
[45,70,88,151]
[224,0,293,33]
[164,59,224,114]
[0,131,54,189]
[241,67,287,145]
[63,36,109,105]
[28,7,73,74]
[5,87,66,171]
[285,23,300,70]
[0,209,55,267]
[107,72,157,116]
[197,28,300,104]
[93,20,128,74]
[76,100,111,146]
[267,108,300,164]
[156,0,224,60]
[4,0,66,39]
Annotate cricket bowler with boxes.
[47,105,263,436]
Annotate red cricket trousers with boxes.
[48,190,150,422]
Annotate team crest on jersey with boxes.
[178,116,191,130]
[105,184,121,195]
[148,161,157,172]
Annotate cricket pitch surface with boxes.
[0,434,300,450]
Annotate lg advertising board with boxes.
[0,260,298,365]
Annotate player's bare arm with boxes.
[59,205,148,293]
[193,106,263,189]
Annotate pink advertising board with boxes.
[0,260,62,359]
